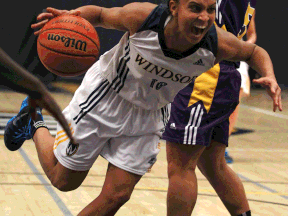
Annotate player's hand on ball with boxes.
[31,7,80,35]
[252,77,282,112]
[36,15,100,77]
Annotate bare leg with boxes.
[33,128,58,174]
[78,163,142,216]
[33,128,89,191]
[166,141,206,216]
[197,140,250,215]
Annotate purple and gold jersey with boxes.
[215,0,256,39]
[162,0,257,146]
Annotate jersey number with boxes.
[150,79,167,90]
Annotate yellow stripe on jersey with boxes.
[237,3,255,39]
[188,64,221,113]
[214,21,227,31]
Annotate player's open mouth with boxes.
[191,25,206,36]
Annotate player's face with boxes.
[171,0,216,44]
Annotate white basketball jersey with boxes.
[98,4,218,110]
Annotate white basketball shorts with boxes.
[237,61,250,97]
[53,61,170,175]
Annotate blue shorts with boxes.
[162,62,241,147]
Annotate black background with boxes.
[1,1,286,86]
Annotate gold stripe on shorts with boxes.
[53,124,74,150]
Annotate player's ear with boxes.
[169,0,179,17]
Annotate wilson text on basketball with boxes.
[47,34,87,52]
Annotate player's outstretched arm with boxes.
[0,47,76,143]
[31,2,156,36]
[215,27,282,112]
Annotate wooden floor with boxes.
[0,84,288,216]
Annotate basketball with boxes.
[37,15,100,77]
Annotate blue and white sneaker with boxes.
[4,97,47,151]
[225,149,234,164]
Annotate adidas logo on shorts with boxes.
[193,59,205,66]
[170,123,176,129]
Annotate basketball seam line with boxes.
[38,41,98,58]
[40,28,100,51]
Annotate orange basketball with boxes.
[37,15,100,77]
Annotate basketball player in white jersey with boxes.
[5,1,281,215]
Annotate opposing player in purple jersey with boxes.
[226,12,257,163]
[162,0,281,215]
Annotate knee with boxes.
[197,159,225,178]
[197,162,209,178]
[167,162,180,178]
[167,161,196,179]
[51,179,81,192]
[103,190,131,205]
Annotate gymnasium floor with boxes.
[0,82,287,216]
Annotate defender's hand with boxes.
[253,77,282,112]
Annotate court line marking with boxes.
[1,171,288,185]
[228,148,288,152]
[1,182,288,196]
[239,105,288,199]
[238,105,288,200]
[19,148,73,216]
[3,105,287,210]
[237,174,288,200]
[133,186,288,196]
[240,104,288,119]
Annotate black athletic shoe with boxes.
[4,97,47,151]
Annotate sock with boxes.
[31,107,48,137]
